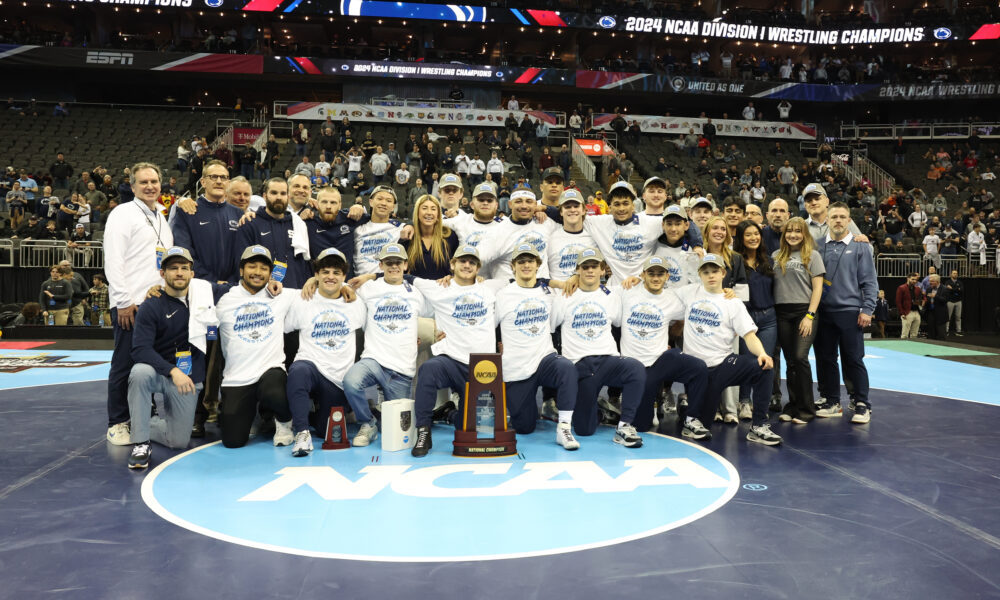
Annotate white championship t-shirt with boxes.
[353,220,404,275]
[495,280,558,382]
[553,286,622,363]
[619,285,685,367]
[357,278,427,377]
[217,285,296,387]
[285,294,366,387]
[412,278,497,364]
[675,283,757,367]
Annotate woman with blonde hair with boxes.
[771,217,824,422]
[702,215,747,423]
[405,194,459,279]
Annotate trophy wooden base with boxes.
[453,429,517,457]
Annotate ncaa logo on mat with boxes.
[142,430,739,561]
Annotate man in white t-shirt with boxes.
[284,248,366,457]
[653,205,701,289]
[496,244,579,448]
[342,243,426,436]
[216,245,297,448]
[315,154,332,178]
[405,245,500,457]
[742,102,756,120]
[478,189,557,280]
[507,95,519,111]
[547,189,597,280]
[676,254,780,445]
[353,185,406,275]
[922,225,942,270]
[444,182,504,248]
[618,255,708,433]
[553,248,646,446]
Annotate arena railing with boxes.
[0,239,13,267]
[368,97,475,110]
[840,122,1000,140]
[17,240,105,270]
[876,252,998,278]
[833,150,896,199]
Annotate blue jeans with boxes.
[739,306,777,403]
[343,358,413,424]
[127,363,201,448]
[814,308,871,406]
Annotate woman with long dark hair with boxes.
[733,220,777,424]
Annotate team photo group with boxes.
[104,157,877,470]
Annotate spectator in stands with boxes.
[214,141,233,172]
[536,119,550,148]
[14,214,42,239]
[17,170,38,207]
[395,162,410,190]
[439,145,456,173]
[12,302,43,326]
[683,128,699,158]
[908,203,928,236]
[49,152,73,190]
[922,225,942,270]
[294,155,314,178]
[39,264,73,326]
[569,110,583,135]
[368,147,390,186]
[6,180,26,229]
[487,151,504,183]
[420,143,438,180]
[39,219,63,241]
[293,123,309,156]
[406,179,427,219]
[53,102,69,117]
[507,95,519,111]
[871,290,889,337]
[742,101,756,120]
[896,272,923,339]
[777,100,792,120]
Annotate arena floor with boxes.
[1,339,999,600]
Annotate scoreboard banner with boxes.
[37,0,1000,45]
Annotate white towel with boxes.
[291,211,311,260]
[187,278,220,355]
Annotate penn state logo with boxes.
[339,225,351,234]
[141,426,739,561]
[597,16,617,29]
[340,64,350,71]
[670,76,686,93]
[204,0,223,7]
[933,27,952,40]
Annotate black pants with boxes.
[220,368,291,448]
[194,339,223,427]
[775,304,818,421]
[107,307,134,426]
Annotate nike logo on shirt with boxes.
[199,221,210,225]
[166,311,178,318]
[261,231,271,236]
[316,229,327,233]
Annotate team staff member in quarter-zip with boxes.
[234,178,311,289]
[126,247,220,469]
[103,162,173,446]
[169,160,243,284]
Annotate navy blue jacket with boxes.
[305,210,368,277]
[131,293,208,385]
[762,225,781,254]
[235,208,310,288]
[171,196,244,284]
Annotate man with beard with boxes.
[126,247,218,469]
[216,245,297,448]
[305,186,367,277]
[443,182,505,248]
[234,178,310,288]
[103,162,174,445]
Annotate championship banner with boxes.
[591,113,817,141]
[283,102,564,127]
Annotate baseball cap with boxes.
[663,204,688,220]
[608,180,637,199]
[559,189,584,205]
[699,253,726,270]
[439,173,463,190]
[802,183,826,198]
[642,256,669,272]
[369,184,397,200]
[541,166,564,181]
[575,247,604,267]
[642,176,667,191]
[472,182,497,198]
[315,247,348,265]
[510,189,537,203]
[511,243,540,261]
[378,243,407,262]
[161,246,193,267]
[453,245,481,262]
[690,196,715,210]
[240,245,272,267]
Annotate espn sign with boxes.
[575,139,614,157]
[85,51,134,66]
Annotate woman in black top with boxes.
[733,220,778,424]
[404,194,459,280]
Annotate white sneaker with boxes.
[107,422,131,446]
[273,418,294,446]
[291,430,313,457]
[352,419,379,446]
[747,423,782,446]
[723,412,739,424]
[556,422,580,450]
[738,401,753,421]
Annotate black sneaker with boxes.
[769,394,782,412]
[432,401,457,424]
[190,422,206,438]
[129,442,151,470]
[411,426,432,457]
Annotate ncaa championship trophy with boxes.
[322,406,350,450]
[453,353,517,457]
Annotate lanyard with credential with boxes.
[136,201,168,268]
